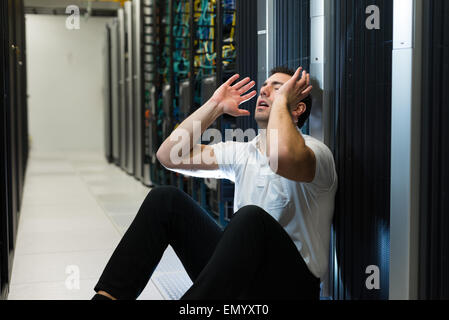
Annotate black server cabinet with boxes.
[118,8,127,170]
[235,0,258,132]
[125,1,135,176]
[133,0,144,182]
[330,0,393,300]
[419,0,449,300]
[273,0,310,133]
[142,0,163,187]
[1,0,28,300]
[140,0,158,187]
[104,24,113,163]
[1,0,9,299]
[273,0,310,71]
[109,18,121,165]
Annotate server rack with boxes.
[134,0,156,187]
[208,0,238,225]
[109,18,121,165]
[419,0,449,300]
[273,0,310,134]
[235,0,258,133]
[171,0,193,192]
[125,1,135,175]
[330,0,393,300]
[118,8,128,170]
[141,0,160,187]
[104,24,113,163]
[133,0,144,182]
[188,0,219,213]
[156,0,175,186]
[140,0,167,187]
[0,1,8,299]
[1,0,28,300]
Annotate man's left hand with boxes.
[277,67,313,110]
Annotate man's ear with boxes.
[292,102,307,123]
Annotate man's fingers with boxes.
[240,90,258,103]
[297,71,309,88]
[237,109,251,117]
[225,74,240,86]
[301,85,313,96]
[238,81,256,94]
[293,67,303,82]
[233,77,251,90]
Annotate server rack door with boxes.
[133,0,143,181]
[125,1,134,175]
[110,19,121,164]
[19,0,28,174]
[6,0,18,265]
[0,99,8,299]
[331,0,393,300]
[141,0,156,187]
[419,0,449,300]
[13,0,25,213]
[235,0,258,132]
[0,0,10,299]
[104,25,113,162]
[118,8,127,170]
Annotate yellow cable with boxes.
[230,11,236,40]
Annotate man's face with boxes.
[255,72,293,128]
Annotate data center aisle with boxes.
[7,150,192,300]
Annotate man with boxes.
[93,66,337,300]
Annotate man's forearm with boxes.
[266,96,307,165]
[156,99,223,165]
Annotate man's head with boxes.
[255,66,312,129]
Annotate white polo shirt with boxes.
[210,131,338,281]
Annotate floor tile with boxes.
[10,250,113,285]
[8,279,99,300]
[14,225,121,255]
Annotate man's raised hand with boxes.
[210,74,257,117]
[277,67,313,110]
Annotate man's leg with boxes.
[94,186,223,300]
[181,205,321,300]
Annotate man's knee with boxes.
[143,186,186,206]
[230,205,270,228]
[147,186,182,199]
[139,186,185,219]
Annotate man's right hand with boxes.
[209,74,258,117]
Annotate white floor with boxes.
[7,150,192,300]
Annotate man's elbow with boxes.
[156,147,172,169]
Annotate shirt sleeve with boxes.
[306,138,338,192]
[161,141,246,181]
[211,141,247,182]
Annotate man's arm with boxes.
[156,74,256,173]
[266,68,315,182]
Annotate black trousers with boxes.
[94,186,320,300]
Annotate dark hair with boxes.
[270,66,313,129]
